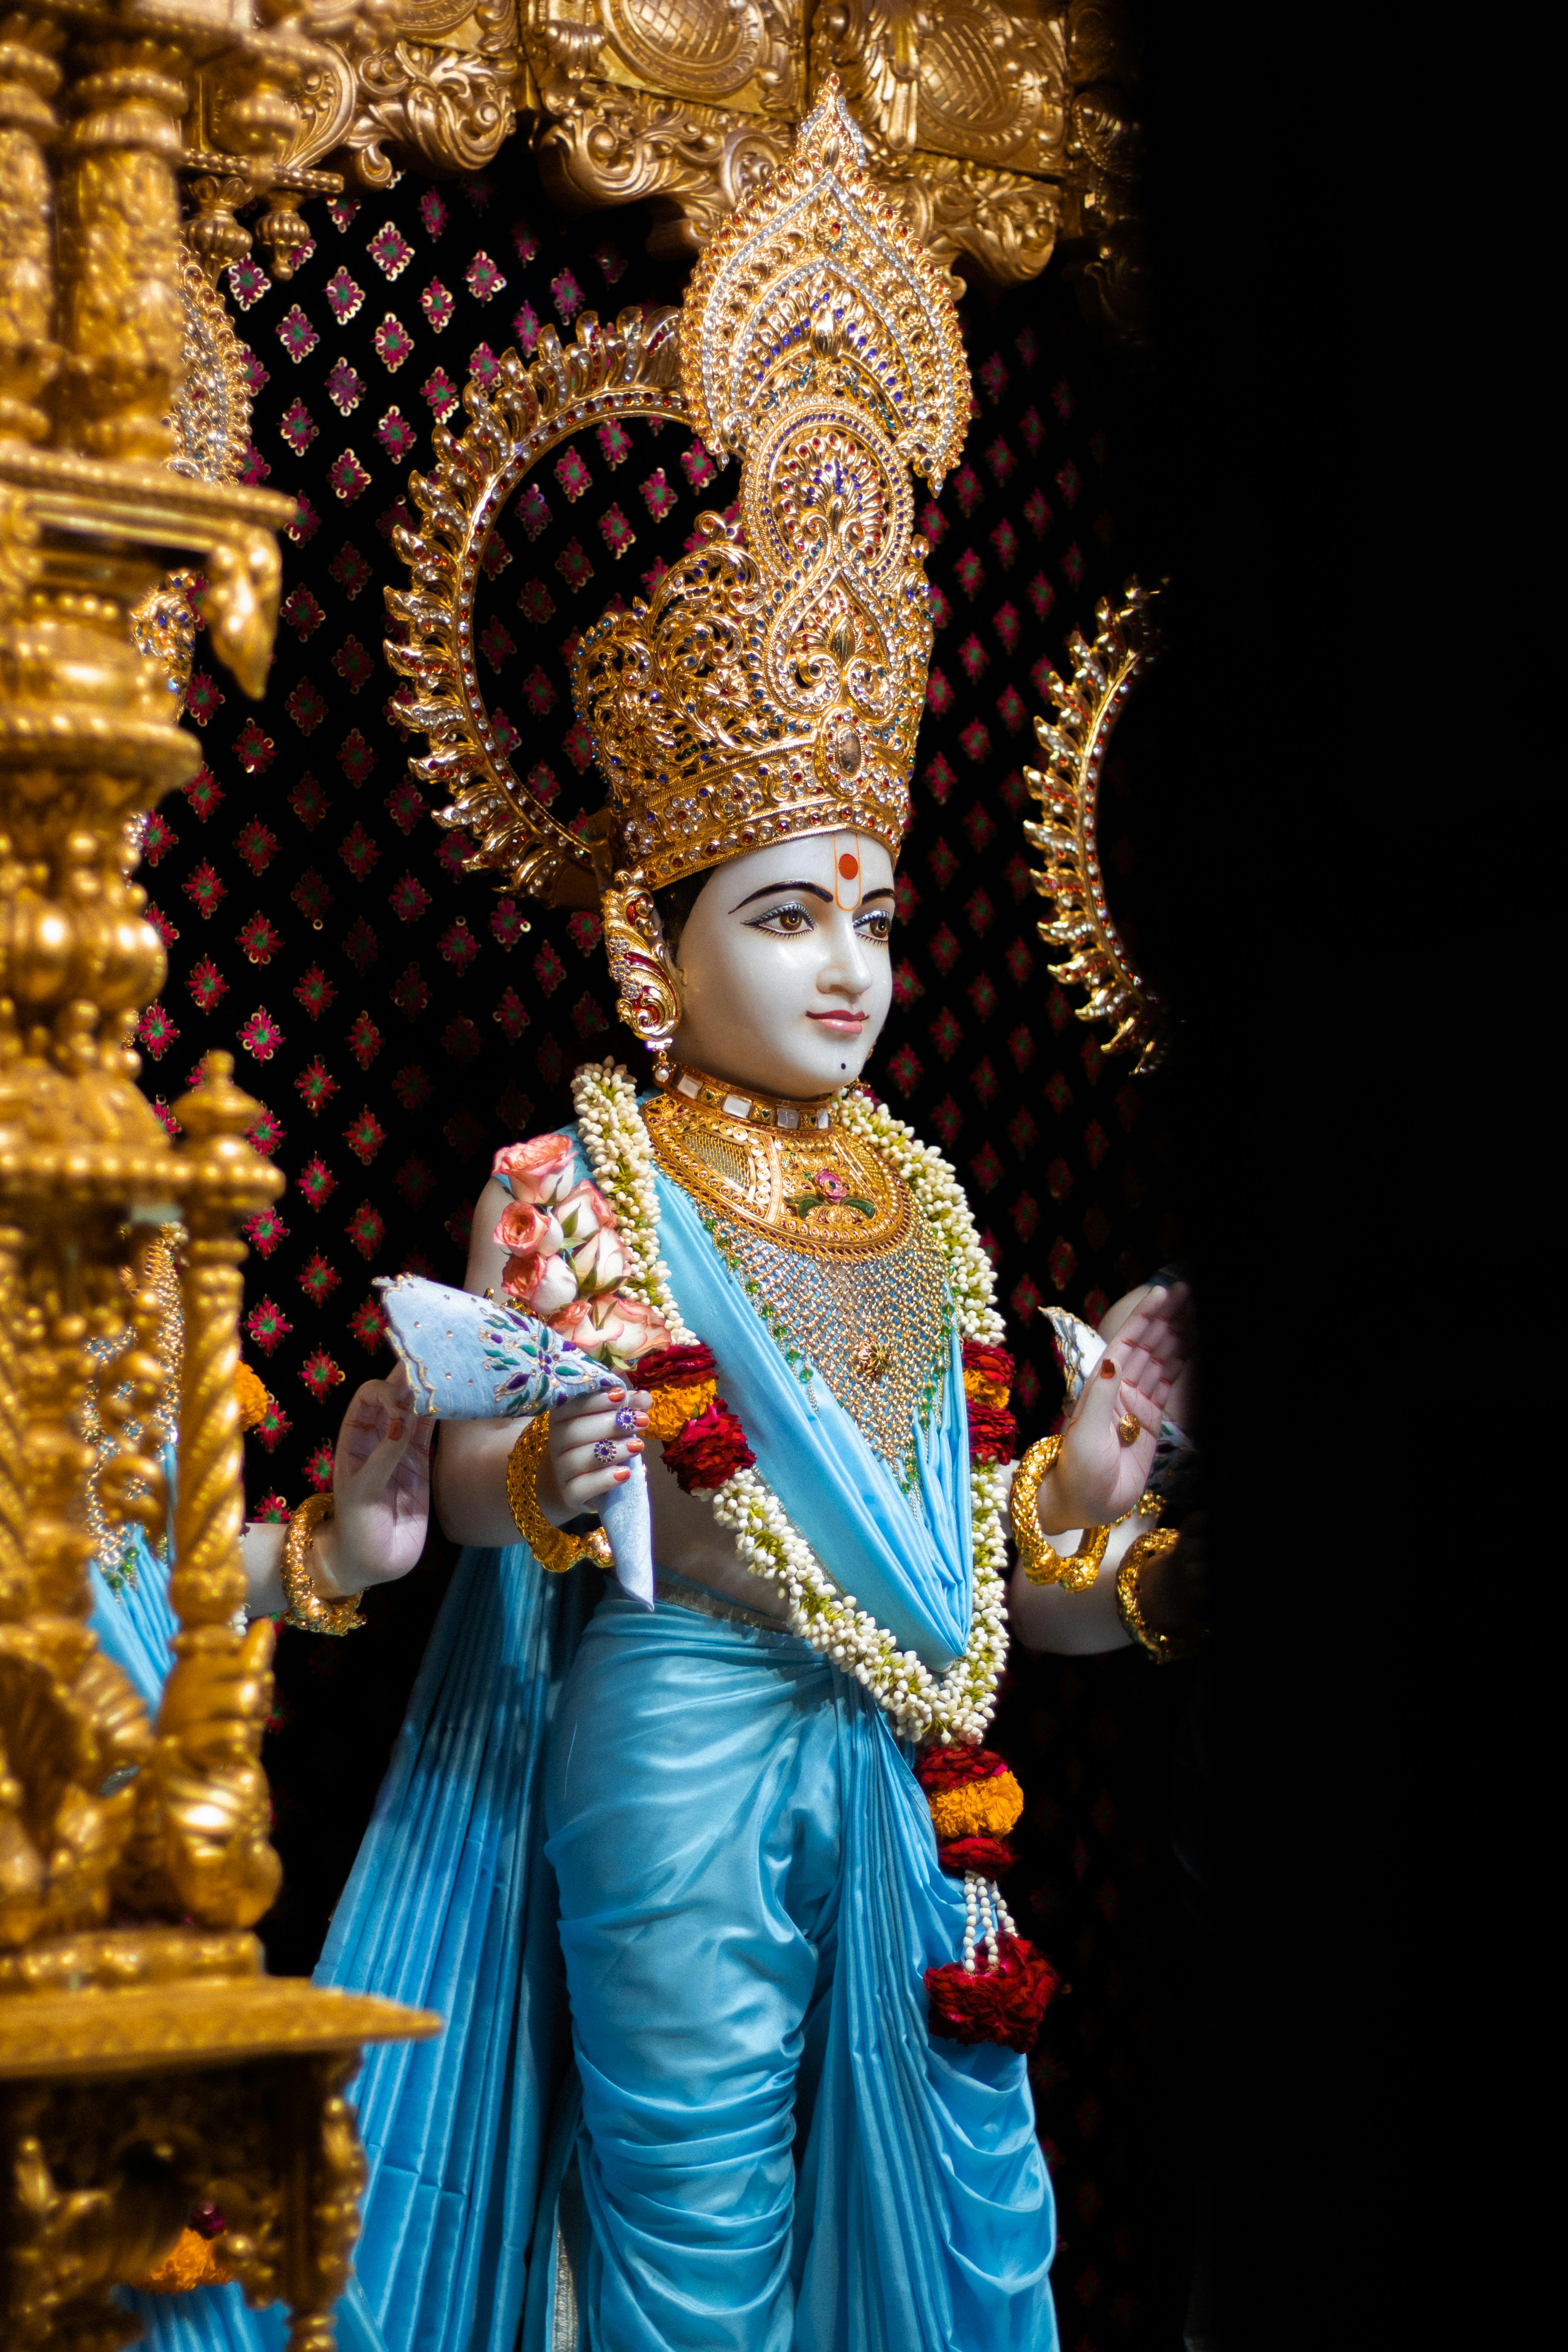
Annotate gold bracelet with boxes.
[281,1493,364,1636]
[1116,1526,1203,1663]
[1112,1488,1163,1528]
[1010,1433,1111,1590]
[505,1416,613,1574]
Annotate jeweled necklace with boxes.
[572,1058,1011,1746]
[661,1059,842,1131]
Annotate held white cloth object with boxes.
[374,1274,656,1607]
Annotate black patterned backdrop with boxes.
[152,155,1196,2348]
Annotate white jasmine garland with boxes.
[571,1061,1013,1745]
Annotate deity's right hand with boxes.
[321,1363,436,1595]
[543,1385,651,1522]
[1041,1282,1194,1531]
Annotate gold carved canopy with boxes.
[255,0,1145,336]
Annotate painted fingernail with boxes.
[1099,1360,1117,1379]
[388,1418,405,1439]
[608,1387,626,1401]
[613,1467,630,1482]
[628,1438,645,1455]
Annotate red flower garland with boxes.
[637,1341,718,1390]
[936,1832,1016,1877]
[915,1744,1014,1800]
[961,1339,1015,1394]
[924,1937,1060,2053]
[659,1397,756,1494]
[965,1399,1018,1462]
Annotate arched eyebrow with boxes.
[729,880,897,912]
[730,880,833,910]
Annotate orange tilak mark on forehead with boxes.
[838,853,859,879]
[834,832,864,909]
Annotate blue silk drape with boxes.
[94,1132,1057,2349]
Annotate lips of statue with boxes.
[668,829,896,1102]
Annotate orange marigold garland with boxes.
[961,1340,1014,1403]
[234,1360,272,1431]
[136,2203,232,2294]
[962,1340,1017,1461]
[637,1341,721,1440]
[915,1741,1060,2053]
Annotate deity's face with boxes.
[666,828,895,1100]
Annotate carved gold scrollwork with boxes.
[385,303,687,910]
[531,82,792,256]
[1024,579,1168,1074]
[288,0,522,186]
[272,1,1142,322]
[808,3,1069,291]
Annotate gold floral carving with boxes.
[385,303,688,911]
[274,2,1140,318]
[0,2041,397,2348]
[287,0,523,189]
[530,83,793,259]
[1024,578,1168,1074]
[1,12,435,2341]
[0,15,64,449]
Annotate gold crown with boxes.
[571,86,970,894]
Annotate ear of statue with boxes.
[601,872,681,1082]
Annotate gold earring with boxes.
[601,871,680,1080]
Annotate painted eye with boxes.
[751,903,813,935]
[858,910,892,942]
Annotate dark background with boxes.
[149,147,1217,2347]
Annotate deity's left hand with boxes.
[1042,1281,1194,1531]
[323,1363,436,1596]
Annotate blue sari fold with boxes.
[92,1118,1057,2349]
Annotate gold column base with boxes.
[0,1973,439,2352]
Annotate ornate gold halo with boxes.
[1024,577,1169,1075]
[385,308,692,918]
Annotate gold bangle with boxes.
[1009,1434,1110,1590]
[1112,1488,1163,1528]
[281,1493,364,1637]
[1116,1526,1203,1663]
[505,1416,613,1574]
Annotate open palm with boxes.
[1047,1282,1194,1528]
[332,1363,435,1587]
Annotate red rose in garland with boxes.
[924,1938,1061,2053]
[660,1398,756,1494]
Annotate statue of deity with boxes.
[105,89,1190,2352]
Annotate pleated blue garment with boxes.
[534,1592,1056,2352]
[89,1123,1059,2348]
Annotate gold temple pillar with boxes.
[0,5,436,2345]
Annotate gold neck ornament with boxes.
[644,1076,909,1259]
[662,1060,844,1132]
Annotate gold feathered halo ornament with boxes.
[387,83,971,1061]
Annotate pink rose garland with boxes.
[491,1136,669,1367]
